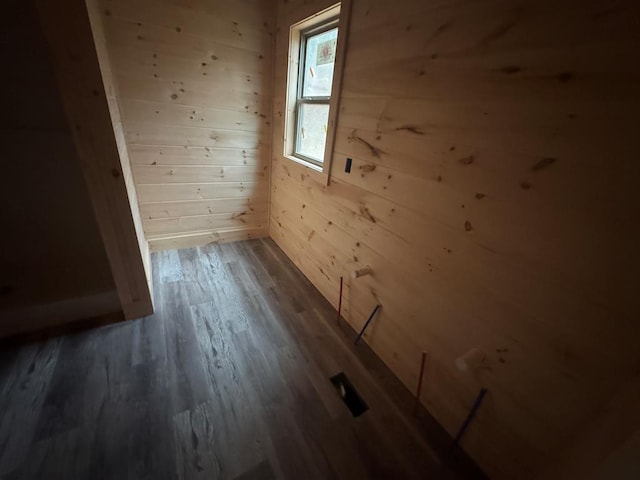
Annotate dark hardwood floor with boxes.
[0,238,485,480]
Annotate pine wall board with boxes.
[270,0,640,477]
[99,0,276,250]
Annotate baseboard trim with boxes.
[0,290,122,339]
[148,227,268,252]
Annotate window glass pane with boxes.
[296,103,329,163]
[302,27,338,98]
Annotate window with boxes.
[284,3,349,177]
[294,19,338,166]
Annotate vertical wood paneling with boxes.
[99,0,276,250]
[270,0,640,478]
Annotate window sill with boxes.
[284,154,324,173]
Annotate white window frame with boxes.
[293,18,339,168]
[284,2,351,183]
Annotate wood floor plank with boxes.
[160,282,211,415]
[0,340,61,476]
[0,238,485,480]
[6,427,92,480]
[33,334,99,441]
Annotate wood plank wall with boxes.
[98,0,276,251]
[270,0,640,478]
[538,372,640,479]
[0,0,120,335]
[37,0,154,320]
[87,0,155,310]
